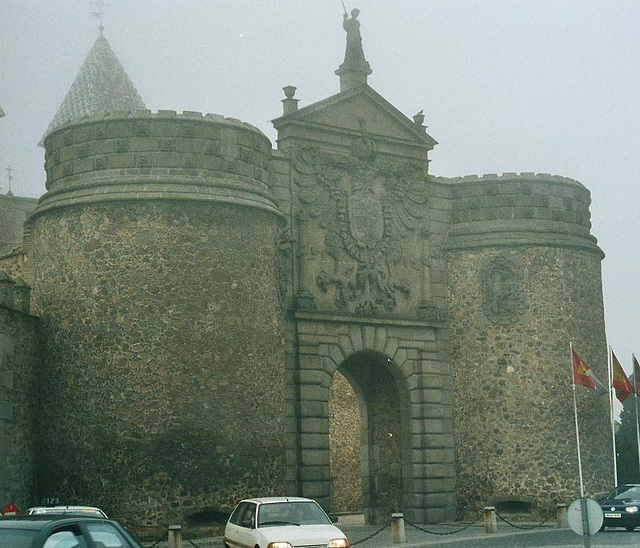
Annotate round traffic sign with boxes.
[567,497,603,536]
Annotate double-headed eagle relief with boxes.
[291,147,428,314]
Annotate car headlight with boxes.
[267,543,293,548]
[626,506,639,513]
[329,539,350,548]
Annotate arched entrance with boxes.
[292,317,455,525]
[329,351,406,524]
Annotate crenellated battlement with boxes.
[38,109,280,217]
[43,109,266,135]
[432,171,584,186]
[433,171,600,255]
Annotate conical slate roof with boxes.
[42,32,146,140]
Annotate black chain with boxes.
[181,530,203,547]
[495,511,551,530]
[350,521,390,545]
[404,516,481,536]
[145,532,168,548]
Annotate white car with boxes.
[26,505,108,518]
[224,497,349,548]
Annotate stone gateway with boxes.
[0,11,611,534]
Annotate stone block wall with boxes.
[0,276,40,513]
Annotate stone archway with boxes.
[293,315,455,524]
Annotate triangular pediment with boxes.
[273,85,437,150]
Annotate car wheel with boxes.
[625,524,636,532]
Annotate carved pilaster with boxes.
[419,227,432,303]
[295,211,318,308]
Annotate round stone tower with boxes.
[444,173,611,517]
[30,111,285,529]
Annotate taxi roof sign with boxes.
[1,503,19,516]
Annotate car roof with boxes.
[27,506,107,517]
[0,516,110,530]
[241,497,315,504]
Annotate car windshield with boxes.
[0,529,38,548]
[607,486,640,500]
[258,502,331,527]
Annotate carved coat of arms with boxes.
[481,255,525,324]
[291,147,427,314]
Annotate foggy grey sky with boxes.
[1,1,638,388]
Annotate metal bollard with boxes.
[484,506,497,533]
[556,503,568,528]
[391,513,406,544]
[168,524,183,548]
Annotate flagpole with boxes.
[634,353,640,477]
[635,389,640,478]
[571,342,585,497]
[608,346,618,486]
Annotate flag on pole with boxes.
[612,350,633,402]
[634,354,640,396]
[572,349,596,388]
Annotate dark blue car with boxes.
[600,484,640,532]
[0,515,142,547]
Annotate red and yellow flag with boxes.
[634,355,640,397]
[572,349,595,389]
[612,350,633,403]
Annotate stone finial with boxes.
[335,8,372,92]
[282,85,299,115]
[413,110,427,132]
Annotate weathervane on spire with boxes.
[5,166,14,196]
[90,0,107,33]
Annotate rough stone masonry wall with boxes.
[0,301,40,513]
[30,202,285,529]
[329,370,362,513]
[446,174,611,517]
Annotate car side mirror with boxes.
[329,515,338,523]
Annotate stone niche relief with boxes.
[481,255,525,325]
[291,147,428,315]
[276,222,296,309]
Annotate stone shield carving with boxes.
[481,255,525,324]
[348,191,384,248]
